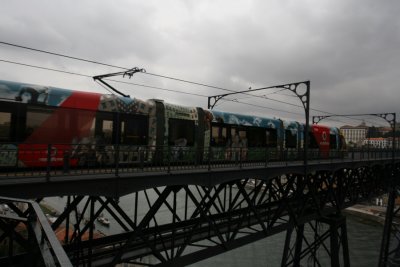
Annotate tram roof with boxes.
[210,110,281,129]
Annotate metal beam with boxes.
[93,67,146,97]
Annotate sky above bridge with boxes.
[0,0,399,127]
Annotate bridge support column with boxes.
[281,215,350,267]
[379,160,400,267]
[294,224,305,266]
[320,215,350,267]
[281,223,305,267]
[379,184,400,267]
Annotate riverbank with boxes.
[344,204,387,225]
[39,199,106,243]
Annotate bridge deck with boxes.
[0,153,397,198]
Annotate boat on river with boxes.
[97,215,110,226]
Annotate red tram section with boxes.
[310,125,330,157]
[17,90,101,167]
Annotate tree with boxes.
[368,126,381,138]
[383,131,400,138]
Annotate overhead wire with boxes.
[0,58,387,126]
[222,88,293,102]
[0,59,91,78]
[106,78,305,116]
[0,41,324,111]
[0,58,304,116]
[0,41,234,93]
[0,41,394,127]
[0,58,389,126]
[0,58,208,98]
[0,41,289,97]
[107,78,208,98]
[315,115,389,128]
[0,41,125,70]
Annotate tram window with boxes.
[120,115,148,145]
[169,119,195,146]
[102,120,113,144]
[248,128,265,147]
[26,106,97,143]
[266,129,277,147]
[76,109,96,138]
[26,107,53,138]
[230,128,246,138]
[330,134,337,149]
[95,111,114,143]
[230,128,247,146]
[285,130,297,148]
[239,131,247,145]
[211,125,227,146]
[0,112,11,141]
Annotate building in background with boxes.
[363,137,388,148]
[340,122,368,147]
[340,120,399,149]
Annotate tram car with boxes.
[0,80,346,168]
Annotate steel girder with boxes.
[379,164,400,267]
[281,164,387,267]
[39,162,390,267]
[0,197,72,267]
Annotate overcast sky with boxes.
[1,0,399,127]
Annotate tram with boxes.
[0,80,346,168]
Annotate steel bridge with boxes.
[0,147,399,266]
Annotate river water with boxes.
[191,214,383,267]
[44,194,384,267]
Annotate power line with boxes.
[0,58,206,97]
[0,41,234,92]
[0,58,390,126]
[222,99,304,117]
[105,78,305,116]
[0,41,125,70]
[144,72,235,93]
[0,40,317,110]
[0,51,304,113]
[0,58,388,126]
[106,78,208,98]
[0,58,310,117]
[0,59,91,78]
[0,42,394,126]
[0,40,348,117]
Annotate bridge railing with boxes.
[0,143,398,178]
[0,197,72,266]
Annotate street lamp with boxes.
[208,81,310,170]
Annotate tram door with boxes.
[0,102,23,167]
[119,114,148,145]
[0,102,22,142]
[0,110,13,142]
[95,112,115,145]
[95,112,148,146]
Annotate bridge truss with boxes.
[36,164,390,266]
[0,153,399,266]
[0,197,71,266]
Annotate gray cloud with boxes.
[0,0,399,126]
